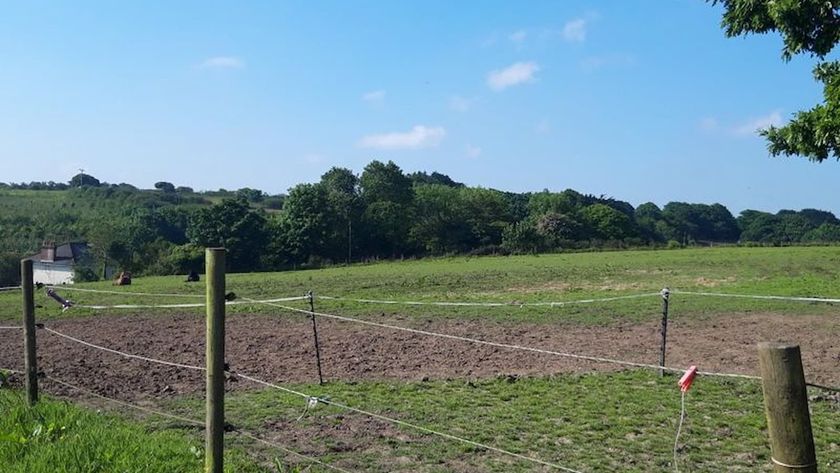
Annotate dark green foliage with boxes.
[236,187,265,203]
[4,160,840,275]
[69,173,101,187]
[187,198,268,272]
[712,0,840,161]
[408,171,465,188]
[0,253,20,287]
[154,181,176,193]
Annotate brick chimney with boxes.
[42,241,56,262]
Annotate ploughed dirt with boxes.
[0,311,837,401]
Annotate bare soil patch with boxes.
[0,311,836,401]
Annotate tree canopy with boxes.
[713,0,840,161]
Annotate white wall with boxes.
[32,261,75,285]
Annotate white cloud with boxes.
[200,56,245,69]
[562,19,587,42]
[487,62,540,91]
[449,95,472,112]
[358,125,446,150]
[734,110,783,135]
[509,30,527,45]
[465,144,482,159]
[362,90,386,103]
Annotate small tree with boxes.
[712,0,840,161]
[154,181,176,193]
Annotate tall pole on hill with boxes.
[205,248,226,473]
[21,259,38,405]
[757,343,818,472]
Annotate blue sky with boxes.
[1,1,837,214]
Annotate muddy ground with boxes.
[1,311,837,401]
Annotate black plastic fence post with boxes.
[659,287,670,377]
[307,291,324,385]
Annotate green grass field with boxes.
[7,245,840,323]
[1,246,838,472]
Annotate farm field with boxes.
[1,246,838,472]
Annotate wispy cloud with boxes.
[733,110,783,135]
[358,125,446,150]
[562,18,587,42]
[487,62,540,91]
[465,144,482,159]
[200,56,245,69]
[362,89,386,103]
[449,95,472,112]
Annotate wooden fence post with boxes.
[658,287,670,377]
[205,248,226,473]
[21,259,38,406]
[757,342,818,472]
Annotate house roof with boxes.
[27,242,88,263]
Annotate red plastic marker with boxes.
[678,365,697,392]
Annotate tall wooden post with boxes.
[21,259,38,406]
[658,287,670,377]
[205,248,226,473]
[757,342,817,473]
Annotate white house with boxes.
[27,242,89,285]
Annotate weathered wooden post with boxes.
[659,287,670,377]
[757,342,818,472]
[21,259,38,406]
[205,248,226,473]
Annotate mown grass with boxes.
[163,370,839,472]
[0,386,266,473]
[4,246,840,324]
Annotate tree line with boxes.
[2,161,840,283]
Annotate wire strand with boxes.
[44,375,204,426]
[0,286,21,292]
[317,292,660,307]
[232,371,584,472]
[236,430,355,473]
[673,390,686,473]
[247,298,761,380]
[806,381,840,393]
[0,326,23,330]
[46,286,205,298]
[43,326,206,371]
[43,375,352,472]
[72,295,308,310]
[673,289,840,304]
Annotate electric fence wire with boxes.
[246,298,762,381]
[232,372,585,473]
[67,295,308,310]
[36,327,586,472]
[672,289,840,304]
[317,292,660,307]
[0,286,21,292]
[39,375,354,473]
